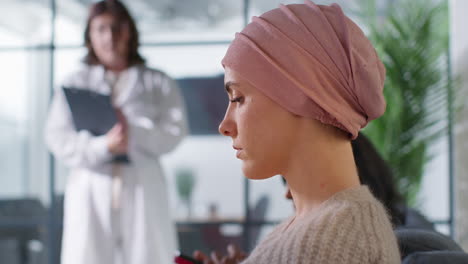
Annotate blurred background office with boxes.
[0,0,467,263]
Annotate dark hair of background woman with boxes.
[83,0,145,66]
[351,133,405,226]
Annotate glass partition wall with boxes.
[0,0,452,263]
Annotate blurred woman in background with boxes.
[45,1,188,263]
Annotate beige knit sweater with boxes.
[242,186,400,264]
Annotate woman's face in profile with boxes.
[89,13,130,69]
[219,67,301,180]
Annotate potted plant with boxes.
[175,167,197,219]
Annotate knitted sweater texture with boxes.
[242,186,400,264]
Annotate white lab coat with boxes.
[45,64,188,264]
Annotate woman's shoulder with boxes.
[316,185,387,216]
[138,64,171,79]
[283,186,400,263]
[306,186,394,236]
[136,65,177,88]
[60,64,102,88]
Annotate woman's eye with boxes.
[230,97,243,103]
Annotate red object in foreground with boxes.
[174,255,202,264]
[174,256,191,264]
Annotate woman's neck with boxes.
[283,131,360,220]
[105,60,129,73]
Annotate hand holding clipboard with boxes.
[107,109,128,156]
[62,86,130,163]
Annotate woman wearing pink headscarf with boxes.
[193,1,400,263]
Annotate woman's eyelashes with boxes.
[230,96,244,103]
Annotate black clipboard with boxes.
[62,86,117,136]
[62,86,130,163]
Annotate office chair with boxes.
[395,228,468,264]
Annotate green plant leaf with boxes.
[360,0,453,205]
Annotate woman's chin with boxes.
[242,164,276,180]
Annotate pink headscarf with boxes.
[222,0,386,139]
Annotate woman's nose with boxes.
[218,116,236,137]
[285,188,293,200]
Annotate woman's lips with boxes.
[233,146,243,159]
